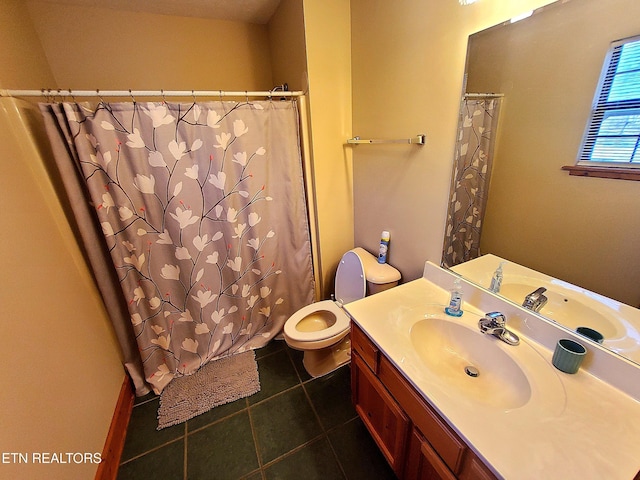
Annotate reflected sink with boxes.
[450,255,631,348]
[410,317,531,410]
[500,282,619,339]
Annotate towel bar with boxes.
[347,134,426,146]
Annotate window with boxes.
[577,36,640,169]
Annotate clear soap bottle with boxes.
[445,277,464,317]
[489,262,504,293]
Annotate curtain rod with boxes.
[0,88,305,99]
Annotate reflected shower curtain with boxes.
[41,100,314,394]
[442,98,501,267]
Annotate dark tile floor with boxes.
[117,340,397,480]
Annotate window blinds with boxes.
[578,36,640,167]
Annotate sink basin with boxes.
[500,282,619,339]
[410,317,531,410]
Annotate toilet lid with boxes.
[335,250,366,305]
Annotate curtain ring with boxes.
[69,88,76,102]
[97,89,105,105]
[219,90,227,112]
[129,89,136,103]
[192,90,197,105]
[161,89,166,105]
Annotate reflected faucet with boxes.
[523,287,548,312]
[478,312,520,346]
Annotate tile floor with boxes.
[117,340,397,480]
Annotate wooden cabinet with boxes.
[352,353,409,477]
[351,322,497,480]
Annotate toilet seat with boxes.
[282,247,399,377]
[283,300,351,343]
[284,249,365,345]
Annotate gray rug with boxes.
[157,350,260,429]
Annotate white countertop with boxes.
[345,270,640,480]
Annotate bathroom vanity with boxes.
[351,322,494,479]
[345,262,640,479]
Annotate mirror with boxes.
[450,0,640,365]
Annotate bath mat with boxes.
[157,350,260,429]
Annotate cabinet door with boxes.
[378,355,466,474]
[405,428,457,480]
[458,455,496,480]
[352,352,409,477]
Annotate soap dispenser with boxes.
[489,262,504,293]
[444,277,464,317]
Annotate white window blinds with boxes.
[578,36,640,167]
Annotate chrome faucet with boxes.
[522,287,548,312]
[478,312,520,346]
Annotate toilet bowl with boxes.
[283,247,400,377]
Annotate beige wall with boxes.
[467,0,640,307]
[303,0,354,298]
[268,0,307,92]
[0,3,124,479]
[26,1,273,91]
[0,1,55,89]
[270,0,355,300]
[351,0,556,283]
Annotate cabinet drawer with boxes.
[351,322,379,373]
[378,355,466,474]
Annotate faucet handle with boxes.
[483,312,506,326]
[523,287,548,311]
[478,311,520,346]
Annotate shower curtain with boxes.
[442,98,501,268]
[41,100,315,394]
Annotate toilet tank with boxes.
[352,247,401,295]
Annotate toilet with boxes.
[283,247,401,377]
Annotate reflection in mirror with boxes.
[452,254,640,364]
[444,0,640,366]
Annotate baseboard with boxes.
[95,375,135,480]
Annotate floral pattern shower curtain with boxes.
[42,100,314,394]
[442,98,501,267]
